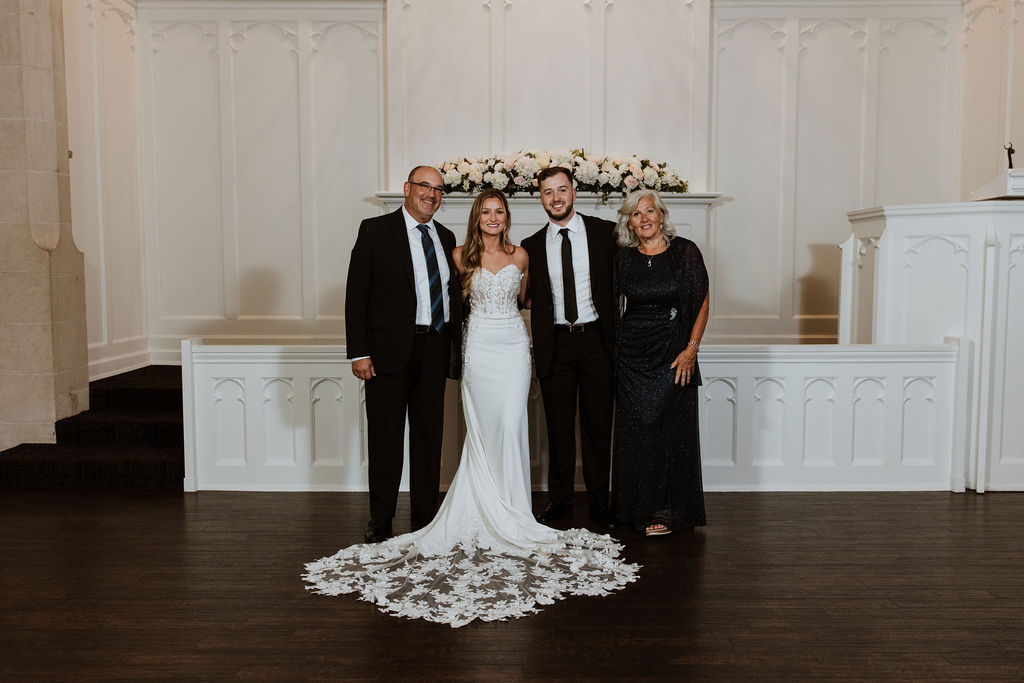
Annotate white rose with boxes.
[576,160,599,184]
[643,168,658,186]
[550,149,572,165]
[515,156,540,177]
[468,170,484,183]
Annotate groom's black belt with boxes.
[414,323,448,335]
[555,320,599,334]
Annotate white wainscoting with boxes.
[182,339,962,493]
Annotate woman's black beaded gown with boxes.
[612,236,708,532]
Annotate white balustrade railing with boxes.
[182,339,964,493]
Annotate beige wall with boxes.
[1,0,87,450]
[960,0,1024,198]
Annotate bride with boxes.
[303,189,638,627]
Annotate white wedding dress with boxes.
[303,265,638,627]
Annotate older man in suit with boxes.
[345,166,462,543]
[522,166,616,530]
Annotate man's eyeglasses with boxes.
[409,181,444,194]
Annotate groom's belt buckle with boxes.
[558,320,596,334]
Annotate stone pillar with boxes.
[1,0,87,450]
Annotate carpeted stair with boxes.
[0,366,185,490]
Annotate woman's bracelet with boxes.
[689,340,700,351]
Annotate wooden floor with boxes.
[2,490,1023,681]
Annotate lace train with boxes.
[303,529,638,628]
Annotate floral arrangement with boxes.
[438,148,688,198]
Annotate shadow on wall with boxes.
[238,266,284,317]
[796,243,840,343]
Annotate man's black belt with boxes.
[414,323,447,335]
[554,320,599,333]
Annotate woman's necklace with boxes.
[638,241,665,268]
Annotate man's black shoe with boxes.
[589,506,616,531]
[365,518,392,543]
[536,500,573,524]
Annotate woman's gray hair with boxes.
[614,189,677,247]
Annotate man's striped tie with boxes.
[416,224,444,331]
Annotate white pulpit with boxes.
[970,169,1024,201]
[838,201,1024,491]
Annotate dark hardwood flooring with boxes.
[2,490,1022,680]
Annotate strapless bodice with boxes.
[468,265,523,319]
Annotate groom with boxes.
[345,165,462,543]
[522,166,617,530]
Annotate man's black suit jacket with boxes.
[522,213,617,379]
[345,208,463,379]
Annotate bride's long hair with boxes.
[461,188,514,299]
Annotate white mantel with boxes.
[375,192,722,250]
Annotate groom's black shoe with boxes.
[589,506,616,531]
[365,518,392,543]
[536,500,573,524]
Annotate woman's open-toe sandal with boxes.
[645,523,672,537]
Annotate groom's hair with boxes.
[537,166,574,187]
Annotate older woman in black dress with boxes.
[611,189,710,536]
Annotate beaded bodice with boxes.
[468,265,522,319]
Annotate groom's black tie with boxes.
[417,224,444,332]
[559,228,578,324]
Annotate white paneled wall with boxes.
[63,0,147,377]
[709,0,962,344]
[136,2,386,362]
[61,0,1007,376]
[385,0,711,191]
[183,340,962,492]
[961,0,1024,199]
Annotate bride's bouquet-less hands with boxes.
[439,148,688,199]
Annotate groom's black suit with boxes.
[522,213,617,513]
[346,208,462,526]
